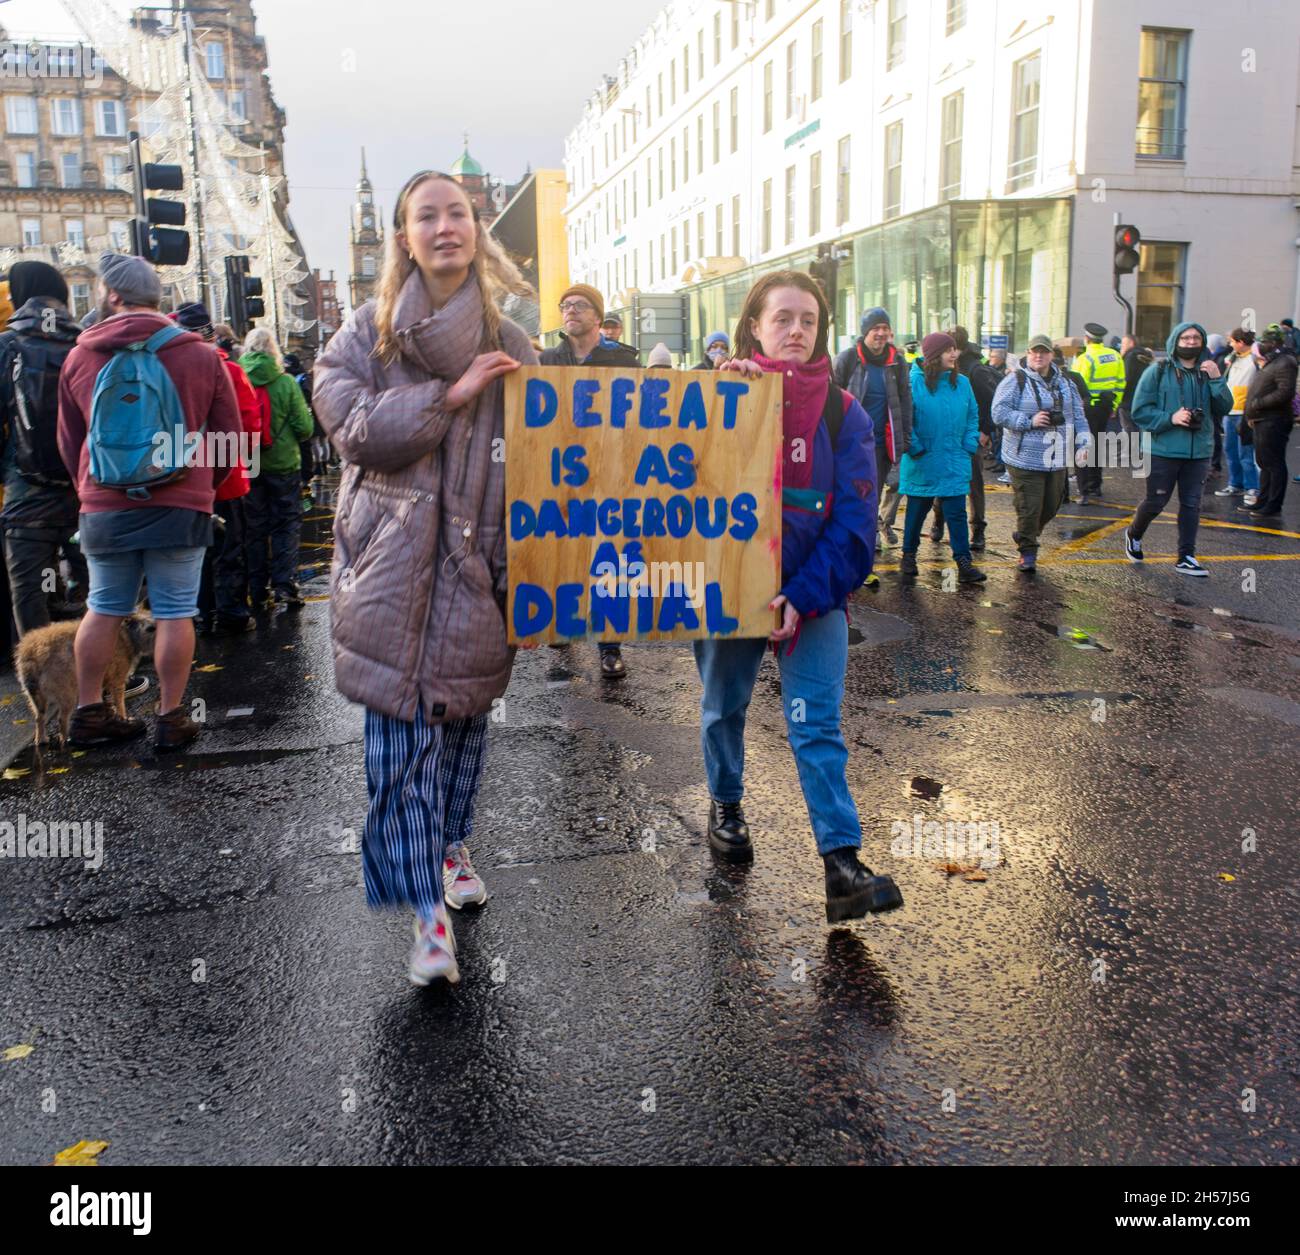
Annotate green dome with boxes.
[450,146,483,178]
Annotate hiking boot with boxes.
[899,552,919,579]
[68,702,145,748]
[823,848,903,923]
[155,706,202,752]
[708,799,753,863]
[956,555,987,584]
[1018,550,1038,573]
[970,524,986,553]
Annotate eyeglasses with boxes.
[559,300,594,314]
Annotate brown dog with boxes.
[15,613,156,763]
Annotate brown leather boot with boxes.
[155,706,201,752]
[68,701,145,748]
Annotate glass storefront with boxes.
[678,196,1073,359]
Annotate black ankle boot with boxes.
[956,554,987,583]
[970,525,986,553]
[823,848,903,922]
[899,552,918,579]
[708,800,753,862]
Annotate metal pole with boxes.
[128,130,146,256]
[261,165,281,344]
[179,5,211,310]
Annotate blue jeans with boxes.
[1221,415,1259,492]
[902,493,970,558]
[1130,455,1209,559]
[693,609,860,856]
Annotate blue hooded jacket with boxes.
[1131,321,1232,460]
[900,363,981,497]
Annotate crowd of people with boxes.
[2,202,1297,987]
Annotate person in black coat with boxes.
[1242,327,1298,519]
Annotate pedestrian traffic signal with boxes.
[129,150,190,267]
[224,254,266,337]
[1114,225,1141,277]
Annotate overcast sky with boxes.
[3,0,669,312]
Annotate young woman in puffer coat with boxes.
[313,172,536,986]
[700,270,904,924]
[897,331,986,584]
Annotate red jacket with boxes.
[214,347,262,501]
[57,311,239,515]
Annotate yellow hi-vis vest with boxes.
[1078,341,1126,400]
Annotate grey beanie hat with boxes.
[98,251,162,306]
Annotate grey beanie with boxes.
[98,251,162,306]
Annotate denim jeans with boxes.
[1221,415,1260,493]
[1130,455,1209,559]
[903,493,970,558]
[693,609,860,856]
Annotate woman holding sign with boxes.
[314,171,536,986]
[697,271,904,923]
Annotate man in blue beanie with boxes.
[833,307,912,544]
[691,330,730,370]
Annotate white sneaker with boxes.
[996,472,1012,485]
[1242,493,1259,508]
[443,843,488,910]
[408,907,460,986]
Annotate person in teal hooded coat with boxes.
[1124,321,1232,577]
[898,331,985,582]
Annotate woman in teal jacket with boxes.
[899,331,985,583]
[1125,321,1232,576]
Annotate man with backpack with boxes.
[56,252,240,751]
[0,262,88,637]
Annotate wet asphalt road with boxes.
[1,448,1298,1166]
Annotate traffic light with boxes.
[223,255,266,338]
[129,134,190,266]
[1114,224,1141,277]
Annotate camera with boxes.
[1185,407,1204,431]
[1048,393,1066,427]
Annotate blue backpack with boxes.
[88,323,194,500]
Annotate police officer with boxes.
[1074,323,1124,501]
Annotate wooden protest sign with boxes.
[503,366,783,645]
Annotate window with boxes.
[1137,29,1189,159]
[671,61,677,105]
[21,218,41,247]
[70,283,89,318]
[731,8,740,50]
[713,100,721,163]
[6,96,38,133]
[646,157,653,205]
[95,99,125,136]
[109,219,130,252]
[883,122,903,219]
[763,61,773,133]
[784,165,795,245]
[672,231,678,274]
[940,90,963,200]
[762,179,772,252]
[16,152,37,188]
[887,1,907,70]
[51,98,81,135]
[946,0,967,36]
[836,136,851,225]
[646,85,652,128]
[809,152,822,235]
[61,153,82,188]
[65,218,85,249]
[658,73,663,115]
[362,255,376,277]
[683,220,690,264]
[697,30,704,79]
[1008,53,1041,190]
[786,42,797,118]
[697,211,705,259]
[205,41,225,79]
[670,137,677,190]
[715,202,724,255]
[683,44,690,94]
[658,148,664,198]
[660,235,666,277]
[839,0,853,82]
[714,13,722,65]
[732,195,741,256]
[1136,242,1187,346]
[697,114,704,174]
[811,21,824,102]
[227,90,247,123]
[730,87,739,152]
[682,127,689,183]
[633,170,638,216]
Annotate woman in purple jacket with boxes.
[696,271,904,923]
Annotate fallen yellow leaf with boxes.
[194,664,223,673]
[46,767,69,775]
[3,767,31,780]
[53,1139,109,1167]
[936,862,980,876]
[1218,873,1236,883]
[71,751,86,758]
[4,1044,34,1061]
[963,871,988,883]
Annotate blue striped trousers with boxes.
[361,704,489,920]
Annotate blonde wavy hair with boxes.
[243,325,283,361]
[373,171,534,364]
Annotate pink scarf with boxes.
[752,352,832,490]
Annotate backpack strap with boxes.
[141,323,187,354]
[823,383,846,450]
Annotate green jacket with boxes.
[1131,322,1232,460]
[238,350,314,474]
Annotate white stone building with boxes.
[561,0,1300,355]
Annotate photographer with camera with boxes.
[1123,322,1232,577]
[991,333,1090,572]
